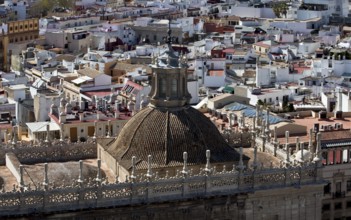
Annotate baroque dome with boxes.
[104,22,243,169]
[106,106,241,168]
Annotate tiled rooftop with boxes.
[277,116,351,145]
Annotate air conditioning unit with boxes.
[335,123,342,130]
[327,125,333,130]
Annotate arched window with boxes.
[171,79,177,97]
[159,78,166,97]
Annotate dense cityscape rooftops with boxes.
[1,0,351,219]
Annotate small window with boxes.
[322,203,330,212]
[347,180,351,191]
[347,201,351,208]
[335,202,342,210]
[324,183,331,194]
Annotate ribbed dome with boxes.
[107,106,241,168]
[105,22,244,170]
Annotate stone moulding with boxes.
[0,162,322,217]
[0,138,97,165]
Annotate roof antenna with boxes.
[166,16,173,47]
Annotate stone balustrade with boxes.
[0,138,97,165]
[0,159,322,217]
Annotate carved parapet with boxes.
[0,152,324,217]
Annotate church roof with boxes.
[103,20,245,170]
[106,106,243,169]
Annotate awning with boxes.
[322,141,351,149]
[26,122,60,133]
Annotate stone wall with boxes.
[5,153,21,183]
[0,161,323,218]
[277,110,312,118]
[0,138,97,165]
[32,186,323,220]
[222,130,252,147]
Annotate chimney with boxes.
[115,111,119,119]
[79,113,84,121]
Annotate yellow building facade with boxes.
[0,18,39,72]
